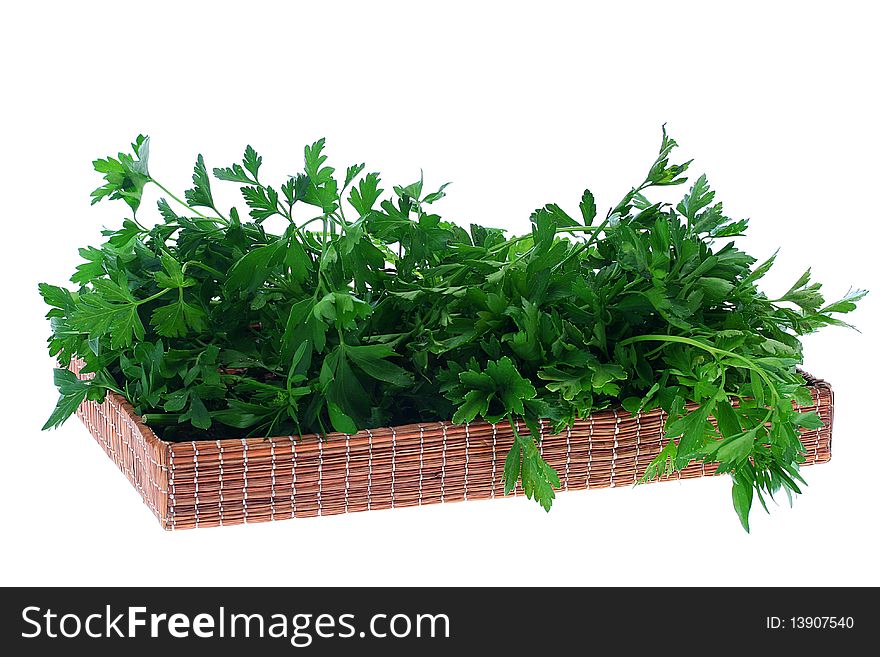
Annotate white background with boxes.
[1,0,877,587]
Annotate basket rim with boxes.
[75,359,831,453]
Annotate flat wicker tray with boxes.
[70,360,834,529]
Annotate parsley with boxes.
[40,130,866,529]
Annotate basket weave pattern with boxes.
[71,360,834,530]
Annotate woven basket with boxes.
[69,360,834,530]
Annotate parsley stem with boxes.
[580,217,611,252]
[315,215,334,293]
[619,334,781,403]
[97,370,125,396]
[151,179,228,226]
[130,215,149,232]
[508,416,522,443]
[134,288,173,306]
[551,242,587,272]
[182,260,225,279]
[298,216,325,232]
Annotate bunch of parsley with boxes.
[39,130,865,529]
